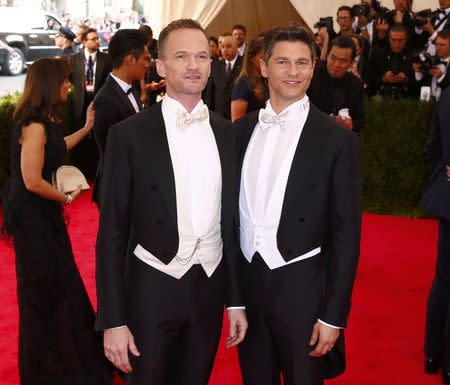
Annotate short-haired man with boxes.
[55,26,76,56]
[414,0,450,55]
[232,24,247,56]
[337,6,355,37]
[92,29,149,206]
[308,36,365,133]
[235,25,361,385]
[414,29,450,100]
[68,27,112,179]
[96,18,247,385]
[205,33,243,120]
[368,23,416,97]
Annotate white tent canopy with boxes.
[144,0,437,36]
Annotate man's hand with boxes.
[309,321,340,357]
[104,326,140,373]
[413,63,422,73]
[382,70,396,83]
[446,165,450,182]
[422,20,435,35]
[429,67,444,79]
[375,18,389,39]
[394,72,407,83]
[335,115,353,131]
[226,309,248,348]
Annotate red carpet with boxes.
[0,191,444,385]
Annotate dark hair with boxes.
[350,33,363,49]
[328,36,356,60]
[237,36,265,100]
[232,24,247,34]
[262,25,316,63]
[139,24,153,37]
[389,23,408,36]
[13,57,71,127]
[209,36,219,46]
[81,27,97,42]
[437,28,450,42]
[337,6,353,16]
[108,29,148,68]
[158,19,208,59]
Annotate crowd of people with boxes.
[1,0,450,384]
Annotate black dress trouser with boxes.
[425,217,450,368]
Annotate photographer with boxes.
[308,36,365,133]
[368,24,416,97]
[414,29,450,100]
[414,0,450,55]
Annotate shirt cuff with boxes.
[415,72,424,81]
[318,319,343,329]
[415,27,423,35]
[437,71,447,83]
[227,306,246,310]
[105,325,127,331]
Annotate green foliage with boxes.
[0,93,20,192]
[360,97,435,217]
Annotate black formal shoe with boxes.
[425,357,441,374]
[442,370,450,384]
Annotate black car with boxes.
[0,7,65,75]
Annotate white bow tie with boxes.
[258,110,286,130]
[177,105,209,128]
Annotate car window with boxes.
[45,15,61,31]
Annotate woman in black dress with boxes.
[1,57,112,385]
[231,35,269,122]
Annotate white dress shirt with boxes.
[83,48,97,90]
[225,54,238,72]
[415,8,450,56]
[237,43,246,56]
[109,73,141,113]
[133,94,223,279]
[415,56,449,100]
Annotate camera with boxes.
[352,3,372,18]
[412,51,445,72]
[412,9,435,28]
[314,16,334,31]
[377,6,395,23]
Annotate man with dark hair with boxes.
[233,24,247,56]
[337,6,355,37]
[368,23,416,97]
[414,0,450,55]
[414,28,450,100]
[235,24,361,385]
[308,36,364,133]
[205,32,243,120]
[68,27,112,180]
[91,29,149,206]
[96,18,247,385]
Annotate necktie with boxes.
[226,62,232,77]
[126,87,133,95]
[176,105,209,128]
[86,55,94,86]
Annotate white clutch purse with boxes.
[52,165,90,193]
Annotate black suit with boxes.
[421,87,450,369]
[92,75,142,205]
[308,61,364,133]
[96,102,242,385]
[67,50,112,180]
[205,55,243,120]
[414,59,450,99]
[235,105,362,385]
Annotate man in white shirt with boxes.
[205,33,243,120]
[92,29,149,206]
[232,24,247,56]
[95,19,247,385]
[414,0,450,55]
[235,25,361,385]
[414,29,450,100]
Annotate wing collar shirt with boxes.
[239,95,341,329]
[133,94,223,279]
